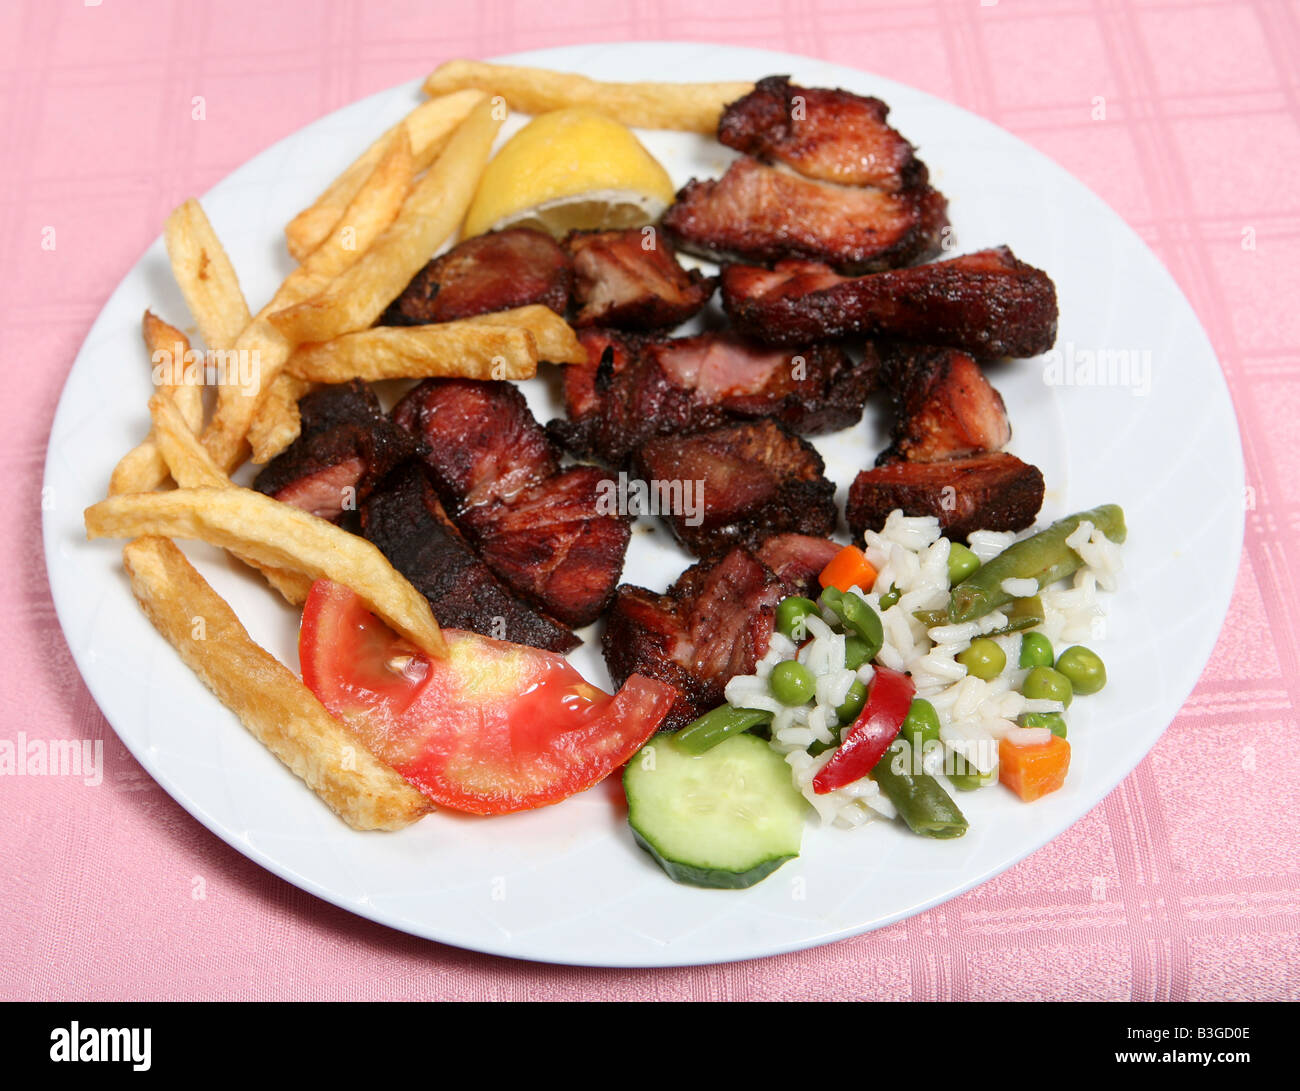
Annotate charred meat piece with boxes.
[549,328,872,466]
[565,228,716,329]
[459,466,631,628]
[392,378,558,509]
[394,377,630,627]
[663,157,948,274]
[361,463,578,653]
[381,228,572,325]
[722,246,1058,357]
[253,380,418,521]
[718,76,925,193]
[845,452,1045,542]
[754,533,842,599]
[632,420,836,557]
[603,548,788,730]
[876,346,1011,465]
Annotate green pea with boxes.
[775,596,819,640]
[957,637,1006,680]
[1022,665,1073,708]
[878,584,901,610]
[947,542,981,585]
[1019,631,1055,669]
[770,660,816,706]
[836,680,868,724]
[899,697,941,749]
[844,636,871,671]
[1055,645,1107,696]
[947,749,997,791]
[1018,711,1067,738]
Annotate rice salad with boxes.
[723,509,1124,829]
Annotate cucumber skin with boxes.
[630,826,797,890]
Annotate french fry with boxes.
[285,89,487,262]
[202,128,416,472]
[164,200,252,352]
[247,373,312,464]
[148,392,313,604]
[108,311,207,496]
[287,323,537,383]
[422,59,753,133]
[121,536,432,831]
[462,305,586,365]
[85,487,448,659]
[268,97,501,346]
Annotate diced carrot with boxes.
[998,735,1071,802]
[820,544,877,593]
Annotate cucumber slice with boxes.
[624,733,807,889]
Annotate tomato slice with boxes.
[300,580,676,815]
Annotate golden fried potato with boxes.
[288,323,536,383]
[164,200,251,352]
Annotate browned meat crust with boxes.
[662,157,948,274]
[602,548,787,730]
[564,228,716,329]
[753,533,842,599]
[845,452,1045,542]
[718,76,925,193]
[381,228,572,325]
[253,380,418,522]
[876,345,1011,465]
[459,466,631,628]
[632,420,836,557]
[392,377,630,628]
[548,328,874,466]
[361,463,578,652]
[722,246,1058,357]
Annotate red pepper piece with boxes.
[813,666,915,794]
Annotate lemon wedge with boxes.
[463,108,676,239]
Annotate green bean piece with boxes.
[1018,711,1067,738]
[843,635,871,671]
[674,705,774,755]
[912,608,951,628]
[946,542,981,585]
[775,595,819,640]
[809,725,842,757]
[1023,666,1074,708]
[946,504,1127,623]
[984,595,1045,636]
[871,740,969,839]
[1055,645,1107,695]
[820,587,884,661]
[836,680,868,724]
[947,749,998,791]
[899,697,941,749]
[957,637,1006,680]
[878,585,901,610]
[1019,631,1055,669]
[770,660,816,706]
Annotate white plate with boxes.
[44,42,1243,967]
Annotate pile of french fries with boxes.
[85,61,755,831]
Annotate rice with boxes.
[718,509,1120,829]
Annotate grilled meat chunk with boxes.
[361,463,578,652]
[845,452,1044,542]
[392,378,558,508]
[876,346,1011,464]
[393,377,630,627]
[565,228,715,329]
[632,420,836,557]
[663,157,948,274]
[252,380,418,521]
[753,533,843,599]
[459,466,631,628]
[718,76,925,193]
[381,228,572,325]
[549,328,873,466]
[603,548,788,730]
[722,246,1058,357]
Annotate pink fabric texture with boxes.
[3,0,1297,1000]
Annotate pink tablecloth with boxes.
[2,0,1297,1001]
